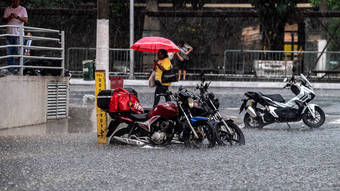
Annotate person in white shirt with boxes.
[176,41,193,81]
[3,0,28,73]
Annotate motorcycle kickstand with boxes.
[286,123,292,129]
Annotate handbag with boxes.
[161,66,178,83]
[148,71,155,87]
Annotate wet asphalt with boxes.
[1,86,340,190]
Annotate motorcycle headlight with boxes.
[188,98,194,108]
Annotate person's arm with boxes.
[3,9,12,23]
[185,45,193,55]
[176,52,184,61]
[16,16,28,23]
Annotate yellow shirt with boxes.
[155,57,172,86]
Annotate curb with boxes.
[70,79,340,90]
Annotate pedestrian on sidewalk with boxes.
[176,40,193,81]
[2,0,28,74]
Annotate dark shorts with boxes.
[178,60,188,70]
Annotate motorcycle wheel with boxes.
[302,106,325,128]
[217,121,245,145]
[244,113,264,129]
[183,121,216,148]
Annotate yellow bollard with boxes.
[95,71,107,144]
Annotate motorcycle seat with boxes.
[262,94,285,103]
[130,113,149,121]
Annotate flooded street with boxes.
[1,87,340,190]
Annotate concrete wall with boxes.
[0,76,69,129]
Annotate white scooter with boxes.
[240,74,325,128]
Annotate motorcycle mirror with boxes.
[292,66,296,73]
[200,71,205,83]
[179,86,183,91]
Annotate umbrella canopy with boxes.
[131,36,180,53]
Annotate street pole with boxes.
[129,0,134,79]
[96,0,110,144]
[96,0,110,88]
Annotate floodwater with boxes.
[1,87,340,190]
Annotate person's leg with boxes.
[164,86,171,102]
[153,86,161,107]
[178,69,182,81]
[6,37,16,73]
[183,60,188,80]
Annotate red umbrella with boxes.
[131,36,180,53]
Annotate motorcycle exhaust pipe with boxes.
[112,136,146,146]
[246,106,257,118]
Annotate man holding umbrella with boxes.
[153,49,172,107]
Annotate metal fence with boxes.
[67,47,134,74]
[224,50,340,78]
[0,25,65,76]
[66,47,340,79]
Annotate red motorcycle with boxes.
[97,88,179,146]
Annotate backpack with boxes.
[97,88,143,114]
[109,88,143,114]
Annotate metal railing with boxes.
[66,47,340,79]
[0,25,65,76]
[67,47,132,74]
[224,50,340,77]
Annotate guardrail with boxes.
[0,25,64,76]
[224,50,340,77]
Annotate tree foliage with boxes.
[310,0,340,10]
[311,0,340,51]
[252,0,298,50]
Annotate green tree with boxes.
[252,0,298,50]
[311,0,340,51]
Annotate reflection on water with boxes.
[0,105,97,136]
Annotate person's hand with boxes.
[11,13,18,19]
[179,56,184,62]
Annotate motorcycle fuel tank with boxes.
[148,102,178,119]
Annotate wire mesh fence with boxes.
[66,47,340,80]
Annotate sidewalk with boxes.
[70,78,340,90]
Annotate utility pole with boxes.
[96,0,110,144]
[96,0,110,88]
[129,0,134,79]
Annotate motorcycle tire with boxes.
[183,121,217,148]
[216,120,245,146]
[302,106,325,128]
[244,113,264,129]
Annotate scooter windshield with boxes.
[300,74,313,89]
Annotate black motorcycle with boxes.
[173,88,217,148]
[193,76,245,145]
